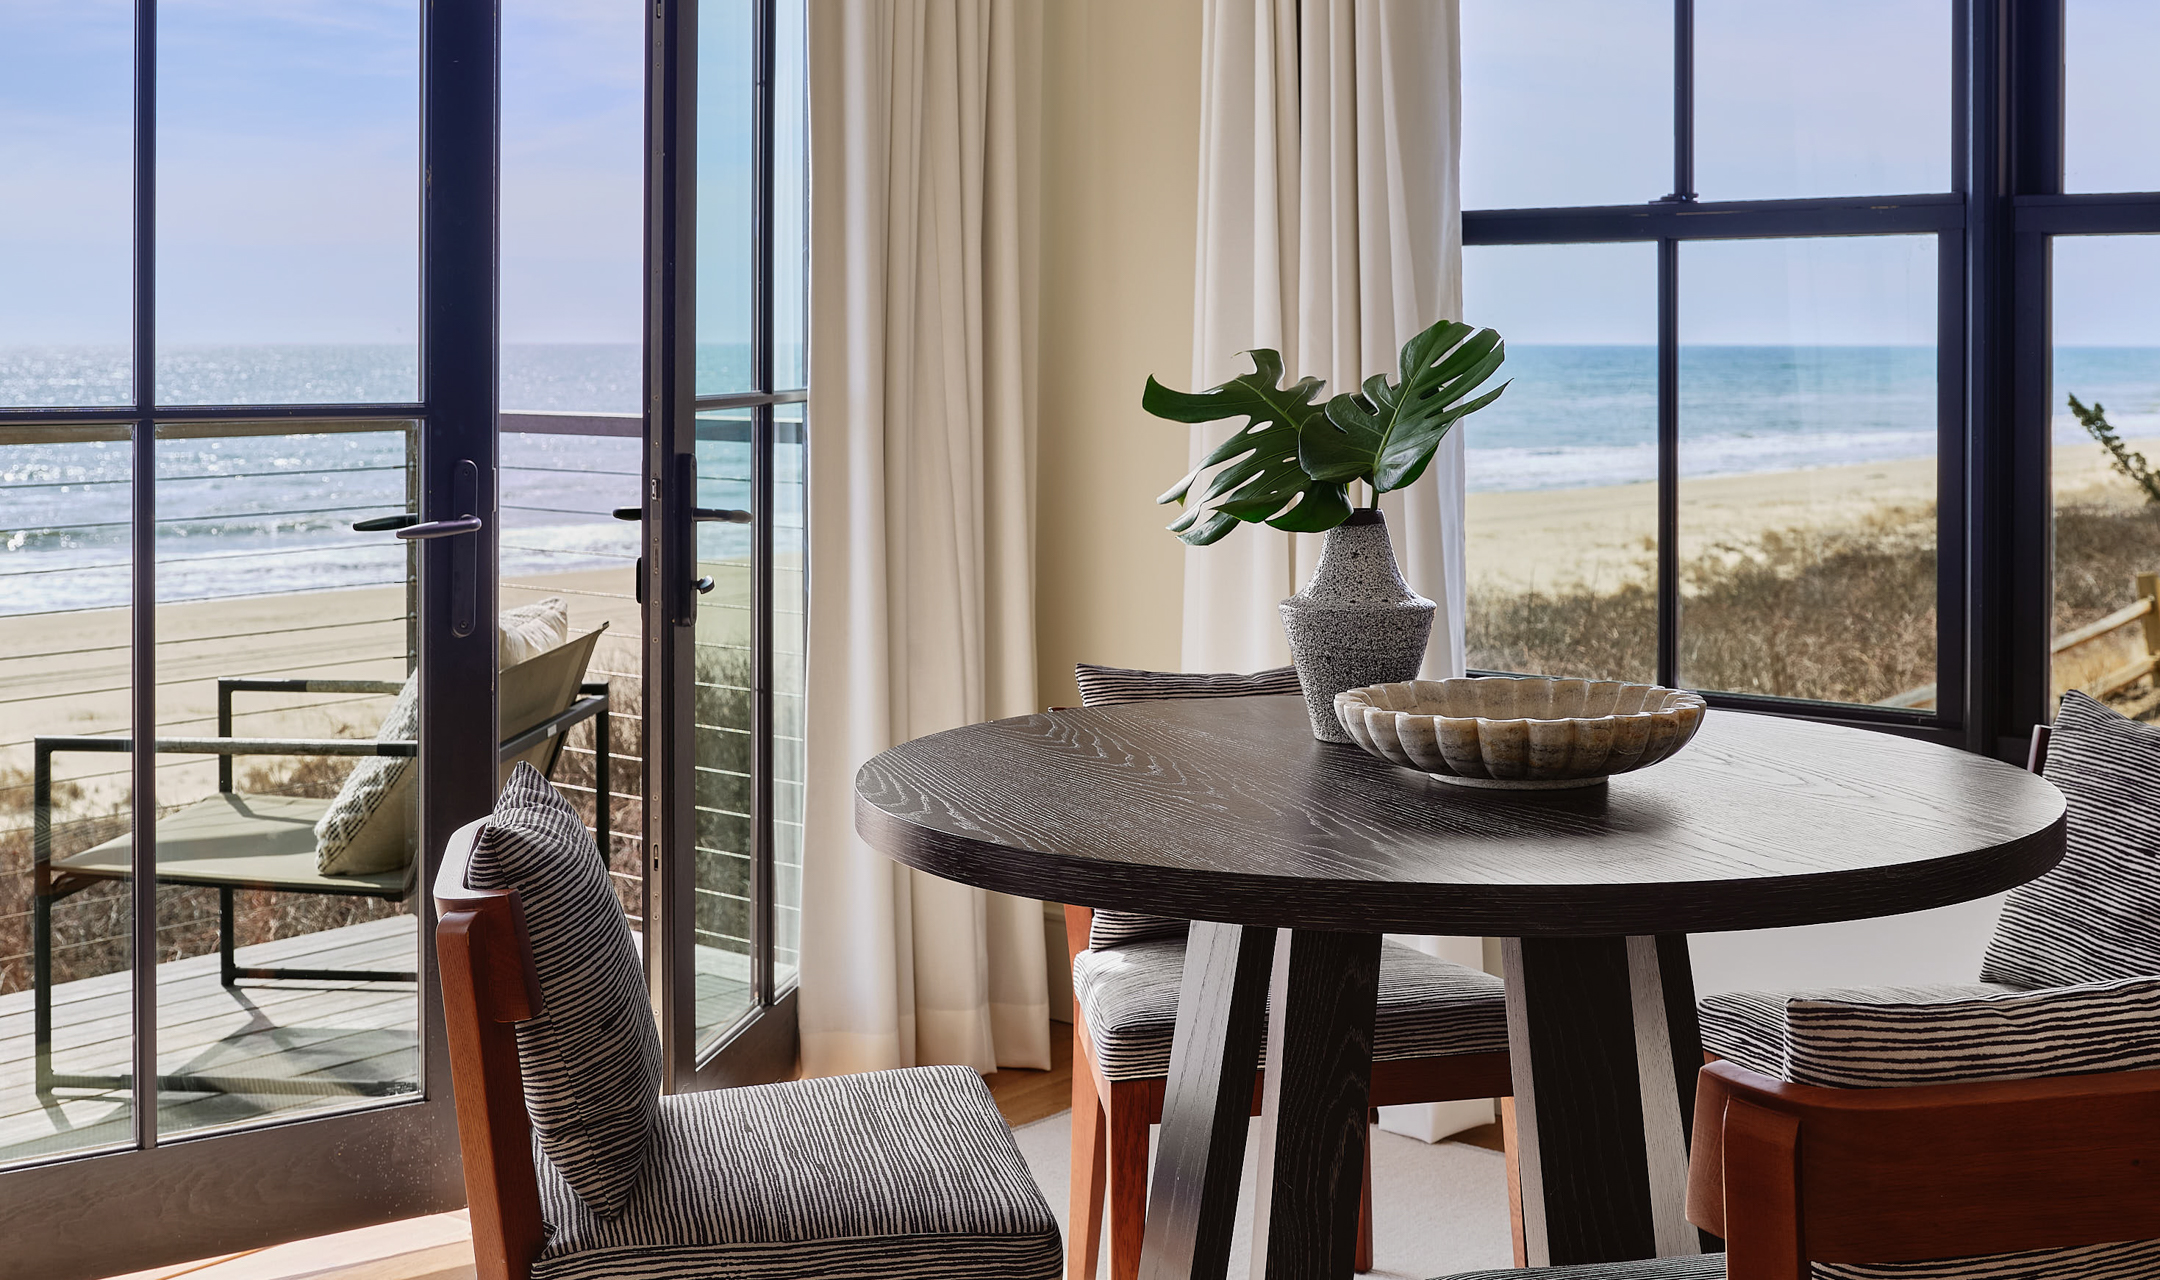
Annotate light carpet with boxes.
[1011,1109,1513,1279]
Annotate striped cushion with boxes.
[1072,661,1301,707]
[1088,911,1188,950]
[531,1066,1061,1280]
[1073,936,1508,1081]
[1698,977,2160,1279]
[1982,690,2160,989]
[1071,664,1303,953]
[1698,983,2018,1081]
[473,763,662,1220]
[1438,1256,1726,1280]
[1438,1245,2160,1280]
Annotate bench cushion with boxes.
[472,763,661,1220]
[532,1066,1061,1280]
[1073,935,1508,1081]
[1983,690,2160,989]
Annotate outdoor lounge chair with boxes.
[30,626,613,1096]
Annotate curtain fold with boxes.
[1186,0,1484,1142]
[1182,0,1466,681]
[798,0,1050,1078]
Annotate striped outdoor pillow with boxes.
[1982,690,2160,989]
[1072,663,1303,952]
[472,762,662,1221]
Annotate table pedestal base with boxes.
[1139,923,1382,1280]
[1503,935,1706,1266]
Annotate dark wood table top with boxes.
[855,695,2066,936]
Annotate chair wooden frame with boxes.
[1688,1056,2160,1278]
[435,815,551,1280]
[1061,903,1515,1280]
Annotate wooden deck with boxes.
[0,915,423,1167]
[3,916,754,1169]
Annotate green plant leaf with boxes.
[1317,319,1511,495]
[1143,349,1338,545]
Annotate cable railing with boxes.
[0,415,664,996]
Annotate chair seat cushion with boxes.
[60,793,407,896]
[531,1065,1061,1280]
[1073,936,1507,1081]
[1437,1255,1725,1280]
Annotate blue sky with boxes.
[0,1,2152,348]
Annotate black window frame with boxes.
[1463,0,2154,759]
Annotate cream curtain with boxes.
[1186,0,1486,1141]
[797,0,1050,1077]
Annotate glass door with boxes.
[647,0,807,1089]
[0,1,499,1274]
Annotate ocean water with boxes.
[3,343,2157,614]
[0,344,773,616]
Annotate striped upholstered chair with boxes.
[1433,692,2160,1280]
[1434,969,2160,1280]
[1065,664,1514,1280]
[437,764,1061,1280]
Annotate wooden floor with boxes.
[2,915,424,1167]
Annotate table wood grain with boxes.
[856,695,2066,936]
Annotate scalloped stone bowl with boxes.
[1334,676,1708,790]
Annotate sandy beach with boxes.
[1467,434,2160,592]
[4,435,2152,815]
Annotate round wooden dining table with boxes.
[854,694,2066,1280]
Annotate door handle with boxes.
[352,513,422,532]
[394,515,484,541]
[612,506,751,524]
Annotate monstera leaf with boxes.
[1302,320,1511,494]
[1145,349,1351,546]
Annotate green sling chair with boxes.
[29,625,611,1096]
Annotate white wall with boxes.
[1688,896,2005,996]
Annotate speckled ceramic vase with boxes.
[1279,509,1436,742]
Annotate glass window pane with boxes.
[2065,0,2160,195]
[1,429,135,1166]
[773,0,808,391]
[693,411,755,1046]
[772,406,804,990]
[498,429,643,937]
[2051,235,2160,717]
[1678,236,1939,707]
[500,0,643,415]
[153,423,420,1138]
[697,0,754,396]
[1461,0,1671,210]
[156,1,419,405]
[0,4,133,407]
[1696,1,1951,201]
[1463,242,1659,683]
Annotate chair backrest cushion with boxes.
[1782,974,2160,1088]
[1981,690,2160,989]
[316,602,586,877]
[499,625,606,782]
[1072,663,1302,951]
[471,762,661,1220]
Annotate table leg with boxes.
[1501,934,1703,1266]
[1139,921,1277,1280]
[1249,928,1383,1280]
